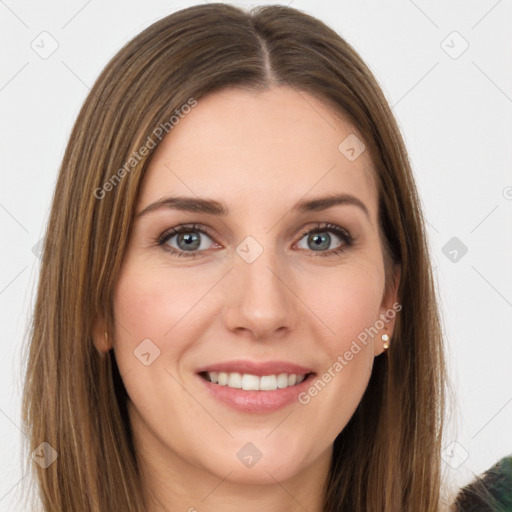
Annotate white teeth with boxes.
[227,372,242,388]
[259,375,277,391]
[204,371,308,390]
[277,373,289,388]
[241,374,260,391]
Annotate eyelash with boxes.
[155,222,355,259]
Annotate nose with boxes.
[222,244,298,341]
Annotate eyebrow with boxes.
[136,193,370,220]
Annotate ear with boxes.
[374,263,401,356]
[92,314,111,354]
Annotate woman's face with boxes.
[106,86,399,488]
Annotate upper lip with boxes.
[196,359,315,377]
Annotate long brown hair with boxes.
[21,3,447,511]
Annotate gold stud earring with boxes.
[382,333,390,350]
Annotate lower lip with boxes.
[197,373,316,413]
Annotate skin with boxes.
[94,85,401,512]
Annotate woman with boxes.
[21,3,453,511]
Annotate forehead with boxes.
[138,86,378,218]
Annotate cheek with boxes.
[113,260,207,338]
[110,262,213,440]
[305,261,385,350]
[296,262,384,431]
[111,260,210,379]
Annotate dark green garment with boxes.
[453,456,512,511]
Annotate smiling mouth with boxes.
[198,371,314,391]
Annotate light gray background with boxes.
[1,0,511,509]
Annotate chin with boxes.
[200,438,311,484]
